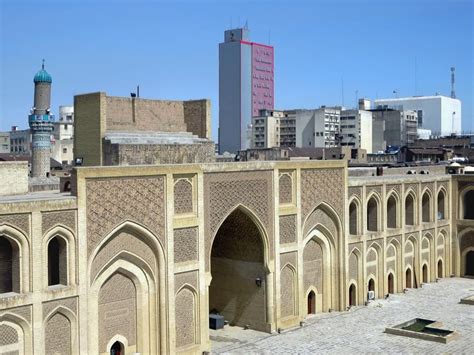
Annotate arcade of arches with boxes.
[1,161,474,354]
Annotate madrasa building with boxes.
[0,66,473,355]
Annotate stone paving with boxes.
[210,277,474,354]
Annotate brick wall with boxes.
[183,99,211,139]
[0,162,28,196]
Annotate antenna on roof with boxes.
[451,67,456,99]
[244,19,249,29]
[42,58,45,70]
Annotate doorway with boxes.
[307,291,316,315]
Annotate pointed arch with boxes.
[0,224,30,294]
[43,225,76,287]
[88,220,166,355]
[459,186,474,220]
[280,263,297,318]
[405,189,417,226]
[421,188,433,223]
[348,247,363,306]
[0,312,32,355]
[366,192,381,232]
[436,186,447,220]
[44,306,78,355]
[348,196,361,235]
[386,190,400,229]
[175,284,198,349]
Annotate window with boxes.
[387,195,397,228]
[48,236,68,286]
[367,197,379,232]
[349,201,358,235]
[405,194,415,225]
[464,190,474,219]
[437,190,445,220]
[63,148,68,154]
[0,236,20,294]
[422,192,431,222]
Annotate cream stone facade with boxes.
[0,160,473,354]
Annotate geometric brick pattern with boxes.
[280,264,296,318]
[174,227,198,263]
[204,171,274,270]
[303,207,338,241]
[0,214,29,237]
[42,210,76,234]
[86,176,165,255]
[43,297,77,320]
[301,168,344,221]
[45,312,71,355]
[174,178,194,215]
[175,287,196,348]
[279,173,293,205]
[0,324,18,346]
[279,215,296,244]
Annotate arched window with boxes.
[437,190,445,220]
[48,236,68,286]
[349,200,358,235]
[368,278,375,292]
[387,195,397,228]
[0,235,20,294]
[367,197,378,232]
[405,193,415,226]
[422,192,431,222]
[464,191,474,219]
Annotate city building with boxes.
[0,132,10,153]
[51,105,74,165]
[251,110,296,148]
[374,95,462,136]
[295,107,341,148]
[219,27,274,153]
[74,92,213,166]
[340,108,373,153]
[371,108,418,151]
[9,126,31,154]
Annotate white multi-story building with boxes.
[0,132,10,153]
[374,95,461,136]
[51,105,74,165]
[340,109,373,153]
[251,110,296,149]
[9,126,31,154]
[295,107,340,148]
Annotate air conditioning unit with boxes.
[367,291,375,300]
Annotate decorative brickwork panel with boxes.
[99,273,136,352]
[348,252,359,282]
[175,287,196,348]
[42,210,76,234]
[367,249,377,262]
[405,183,418,196]
[280,264,296,318]
[438,180,448,192]
[387,260,396,272]
[43,298,77,320]
[387,244,396,258]
[367,265,377,277]
[175,271,199,294]
[174,228,198,263]
[174,178,194,215]
[280,251,297,270]
[301,168,344,221]
[45,313,71,355]
[90,231,157,282]
[0,324,18,346]
[204,171,273,270]
[421,182,435,195]
[460,231,474,252]
[5,306,31,324]
[86,176,165,255]
[304,240,323,293]
[303,207,338,241]
[386,184,401,196]
[279,173,293,204]
[0,214,29,237]
[348,187,362,201]
[279,215,296,244]
[366,185,382,199]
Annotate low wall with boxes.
[0,161,28,196]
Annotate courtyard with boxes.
[210,277,474,354]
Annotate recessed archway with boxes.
[437,259,443,278]
[209,208,267,331]
[463,190,474,219]
[307,290,316,315]
[405,268,412,288]
[405,192,416,226]
[386,194,398,229]
[110,341,124,355]
[466,251,474,276]
[368,278,375,293]
[348,284,357,306]
[367,196,379,232]
[387,273,394,294]
[422,191,432,223]
[422,264,428,283]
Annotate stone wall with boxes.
[103,141,215,165]
[0,162,28,196]
[183,99,211,139]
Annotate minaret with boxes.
[29,60,54,178]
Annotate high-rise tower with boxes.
[29,60,54,177]
[219,28,274,153]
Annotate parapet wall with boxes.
[0,161,28,196]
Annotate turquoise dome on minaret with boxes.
[33,60,52,83]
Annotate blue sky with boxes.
[1,0,473,139]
